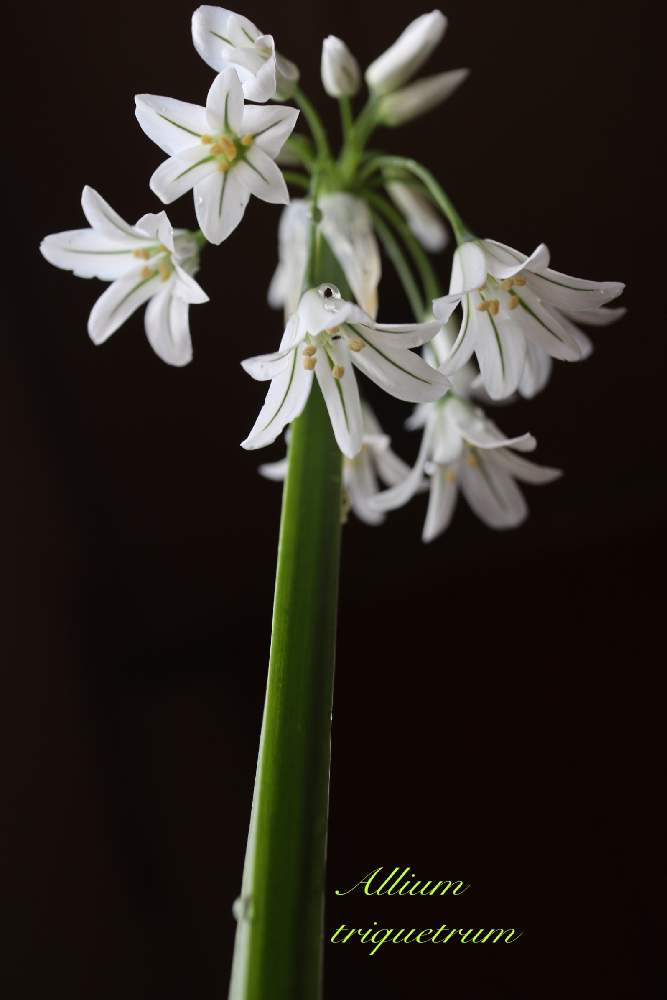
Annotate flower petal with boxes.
[448,398,536,452]
[194,167,250,244]
[489,448,562,484]
[562,305,626,327]
[472,308,527,400]
[518,341,553,398]
[206,69,244,133]
[460,453,528,529]
[135,95,208,156]
[314,341,364,459]
[348,325,449,403]
[356,318,441,350]
[242,349,314,450]
[150,148,218,205]
[81,187,143,244]
[172,264,209,305]
[241,346,295,381]
[320,193,382,317]
[40,229,140,280]
[438,296,478,374]
[346,452,385,525]
[422,467,458,542]
[259,457,289,481]
[241,105,300,158]
[513,287,583,361]
[371,419,433,511]
[483,240,550,280]
[372,442,412,487]
[234,146,289,205]
[87,270,160,345]
[144,287,193,366]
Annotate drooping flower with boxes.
[433,240,625,400]
[241,283,448,458]
[135,69,299,245]
[365,11,447,95]
[40,187,208,366]
[259,404,411,525]
[372,331,561,540]
[191,6,299,101]
[321,36,361,98]
[386,181,449,252]
[268,194,382,317]
[378,68,469,126]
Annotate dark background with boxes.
[3,1,663,997]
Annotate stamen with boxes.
[327,326,340,335]
[488,299,500,316]
[157,261,172,282]
[466,452,479,467]
[210,143,223,155]
[303,355,317,370]
[513,275,527,286]
[140,266,154,279]
[201,135,214,144]
[348,337,365,352]
[509,295,520,310]
[218,161,230,173]
[133,249,150,259]
[240,134,254,147]
[332,365,345,379]
[303,345,317,357]
[446,469,457,483]
[220,136,237,159]
[499,278,514,291]
[476,300,491,312]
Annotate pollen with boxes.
[477,300,491,312]
[488,299,500,316]
[332,365,345,379]
[348,337,365,351]
[220,136,237,159]
[509,294,520,310]
[240,134,254,147]
[513,275,527,286]
[303,355,317,370]
[140,265,154,279]
[327,326,340,335]
[303,345,317,357]
[499,277,514,291]
[133,249,150,259]
[201,134,214,144]
[210,143,223,155]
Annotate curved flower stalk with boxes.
[40,187,208,366]
[136,69,299,245]
[434,239,625,399]
[192,6,299,101]
[241,284,447,458]
[372,332,561,540]
[268,194,382,317]
[260,404,411,525]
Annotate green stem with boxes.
[282,171,311,191]
[365,190,443,305]
[294,86,331,162]
[369,209,425,320]
[338,96,353,143]
[360,156,470,242]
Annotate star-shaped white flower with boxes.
[268,194,382,318]
[373,349,561,541]
[241,283,448,459]
[192,6,299,102]
[40,187,208,366]
[135,69,299,245]
[433,239,625,400]
[259,404,411,526]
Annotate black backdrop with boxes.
[4,1,663,997]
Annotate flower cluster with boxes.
[40,7,625,541]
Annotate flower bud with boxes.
[378,68,469,126]
[365,11,447,96]
[321,36,361,98]
[386,181,449,252]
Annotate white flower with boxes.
[433,239,625,400]
[365,11,447,96]
[321,36,361,98]
[241,283,448,458]
[378,69,469,126]
[373,344,562,540]
[40,187,208,366]
[259,405,411,525]
[192,6,299,101]
[268,193,382,318]
[386,181,448,252]
[135,69,299,245]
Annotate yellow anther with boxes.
[240,134,254,147]
[327,326,340,335]
[488,299,500,316]
[514,275,527,286]
[303,355,317,370]
[509,294,520,310]
[499,277,514,291]
[476,300,491,312]
[218,160,230,173]
[466,452,479,468]
[220,136,237,159]
[140,265,154,279]
[446,469,457,483]
[133,249,150,259]
[348,337,365,352]
[201,134,214,144]
[210,143,223,155]
[157,261,172,282]
[332,365,345,380]
[303,345,317,357]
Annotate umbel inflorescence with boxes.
[40,7,625,541]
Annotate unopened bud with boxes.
[321,36,361,98]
